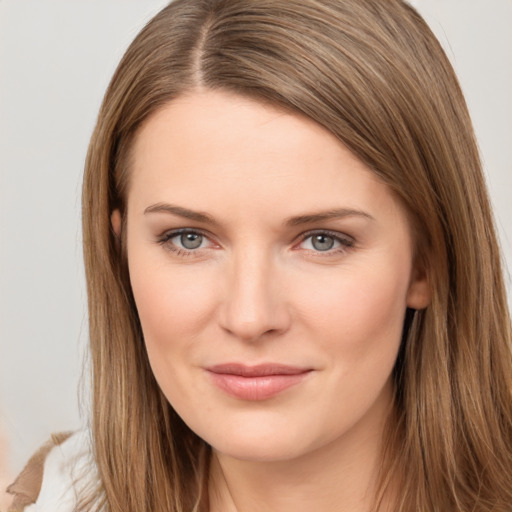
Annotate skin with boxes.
[113,90,430,512]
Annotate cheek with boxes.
[287,263,409,440]
[127,247,219,363]
[296,259,411,358]
[129,261,221,411]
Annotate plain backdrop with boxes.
[1,0,511,478]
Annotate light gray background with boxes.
[1,0,511,477]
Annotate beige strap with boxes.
[6,432,72,512]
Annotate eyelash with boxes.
[156,229,214,257]
[156,229,355,257]
[297,229,354,255]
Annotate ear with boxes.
[406,263,431,310]
[111,209,122,239]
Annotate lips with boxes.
[206,363,312,400]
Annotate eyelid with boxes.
[157,228,219,252]
[156,227,354,256]
[158,226,214,240]
[298,228,354,241]
[294,229,355,252]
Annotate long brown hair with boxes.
[81,0,512,510]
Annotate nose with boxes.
[218,247,291,343]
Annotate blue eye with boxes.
[159,229,210,253]
[177,232,203,250]
[310,234,337,251]
[299,232,353,253]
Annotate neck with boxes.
[208,394,395,512]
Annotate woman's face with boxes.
[119,90,429,463]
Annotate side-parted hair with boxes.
[81,1,512,510]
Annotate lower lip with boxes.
[207,371,311,400]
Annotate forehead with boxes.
[131,91,347,176]
[127,90,403,226]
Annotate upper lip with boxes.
[206,363,312,377]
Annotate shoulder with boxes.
[7,430,96,512]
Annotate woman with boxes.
[7,0,512,511]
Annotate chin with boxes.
[192,413,325,463]
[212,435,309,463]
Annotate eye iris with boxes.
[312,234,335,251]
[180,233,202,250]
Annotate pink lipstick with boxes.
[206,363,312,400]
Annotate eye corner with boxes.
[155,227,219,255]
[293,230,355,255]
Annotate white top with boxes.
[22,431,95,512]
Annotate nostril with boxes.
[220,310,290,343]
[218,259,292,342]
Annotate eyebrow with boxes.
[144,203,374,226]
[144,203,216,224]
[284,208,375,226]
